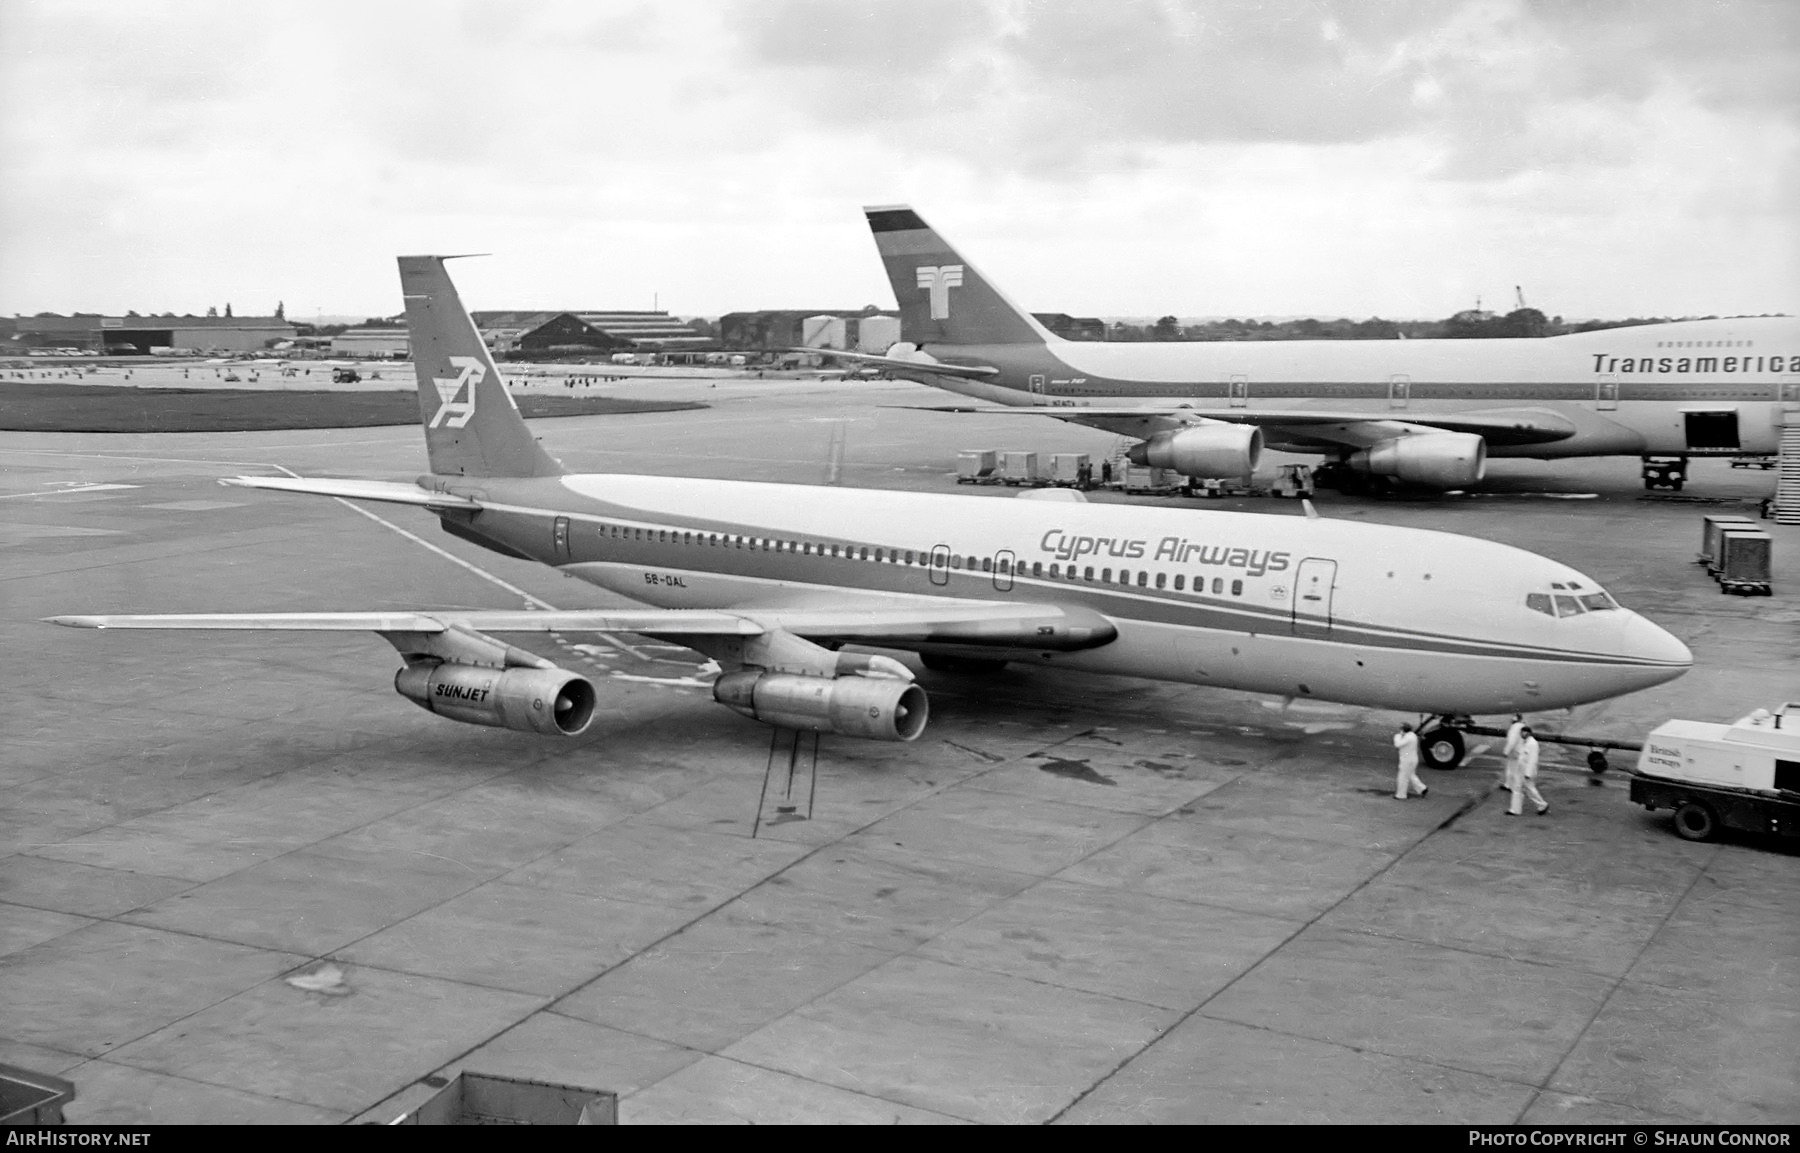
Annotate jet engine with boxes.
[712,671,928,741]
[1126,425,1262,478]
[1346,432,1486,488]
[394,661,598,736]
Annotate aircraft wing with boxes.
[48,601,1117,651]
[790,347,999,381]
[899,404,1579,448]
[220,476,481,509]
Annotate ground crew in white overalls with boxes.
[1508,727,1549,815]
[1394,723,1428,800]
[1502,714,1525,793]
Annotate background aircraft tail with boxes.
[398,255,564,478]
[864,205,1058,348]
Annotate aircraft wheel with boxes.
[1673,801,1717,842]
[1418,726,1465,770]
[1587,750,1609,774]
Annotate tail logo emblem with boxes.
[430,356,483,428]
[916,264,964,320]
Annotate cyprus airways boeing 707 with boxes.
[50,255,1691,770]
[808,206,1798,492]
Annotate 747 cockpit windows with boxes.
[1525,580,1619,618]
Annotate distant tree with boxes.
[1152,315,1182,340]
[125,309,140,317]
[1496,307,1548,337]
[275,300,285,320]
[206,306,218,317]
[224,302,233,318]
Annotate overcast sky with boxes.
[2,0,1795,322]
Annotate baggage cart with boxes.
[999,450,1040,486]
[1715,528,1772,595]
[1698,514,1757,567]
[1271,464,1315,499]
[1631,705,1800,841]
[955,449,999,484]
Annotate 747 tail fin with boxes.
[864,206,1057,349]
[398,255,564,479]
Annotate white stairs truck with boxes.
[1631,704,1800,841]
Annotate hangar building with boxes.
[7,314,297,355]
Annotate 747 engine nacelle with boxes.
[1127,424,1262,478]
[1347,431,1487,488]
[394,661,598,736]
[712,670,928,742]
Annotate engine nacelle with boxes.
[394,662,598,736]
[1347,432,1486,488]
[712,671,928,742]
[1127,425,1262,478]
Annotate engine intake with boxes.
[712,671,928,741]
[1347,431,1486,488]
[1127,425,1262,478]
[395,662,598,736]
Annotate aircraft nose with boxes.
[1622,613,1692,685]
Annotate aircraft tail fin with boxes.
[397,255,564,478]
[864,205,1057,349]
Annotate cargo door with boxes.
[1290,558,1336,634]
[1684,409,1740,450]
[552,516,571,560]
[993,549,1015,592]
[929,543,951,586]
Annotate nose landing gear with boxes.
[1417,721,1468,770]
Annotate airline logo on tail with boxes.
[915,264,964,319]
[430,356,484,428]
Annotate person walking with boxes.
[1394,723,1427,800]
[1501,713,1525,793]
[1508,726,1549,815]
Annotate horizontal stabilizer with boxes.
[221,476,481,509]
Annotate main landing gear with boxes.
[1641,455,1688,492]
[1416,718,1469,770]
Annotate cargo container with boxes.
[1120,465,1180,494]
[1698,514,1758,568]
[1047,453,1091,487]
[999,450,1040,486]
[1715,528,1773,595]
[1631,705,1800,841]
[956,449,1000,484]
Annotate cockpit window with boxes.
[1579,592,1617,612]
[1526,593,1554,616]
[1552,594,1583,616]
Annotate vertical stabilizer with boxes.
[398,255,564,478]
[864,205,1057,348]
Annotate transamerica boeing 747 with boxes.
[808,206,1798,492]
[50,255,1691,769]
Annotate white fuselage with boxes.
[922,315,1800,458]
[464,473,1692,716]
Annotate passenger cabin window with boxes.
[1174,575,1185,591]
[1084,566,1094,581]
[1137,572,1148,588]
[1050,564,1060,578]
[1155,573,1166,590]
[1213,578,1224,594]
[1231,579,1243,596]
[1103,568,1113,582]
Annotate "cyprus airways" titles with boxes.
[1040,530,1292,576]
